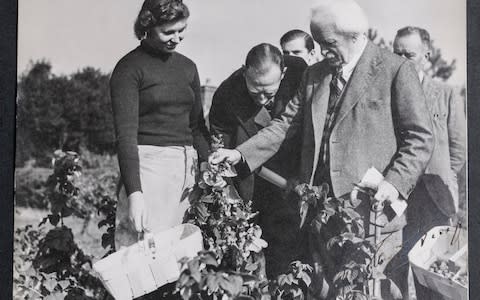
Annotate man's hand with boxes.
[128,191,148,233]
[208,148,243,165]
[351,179,400,205]
[374,180,400,204]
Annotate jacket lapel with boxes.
[335,41,381,125]
[229,85,262,138]
[234,108,261,138]
[310,71,332,184]
[253,107,272,128]
[271,81,291,117]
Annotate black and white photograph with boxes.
[12,0,468,299]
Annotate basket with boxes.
[93,224,203,300]
[408,225,468,300]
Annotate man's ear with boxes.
[351,33,360,43]
[424,49,431,61]
[241,65,247,78]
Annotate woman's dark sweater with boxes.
[110,41,210,196]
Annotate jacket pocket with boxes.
[362,98,386,110]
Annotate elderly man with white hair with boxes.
[210,0,433,298]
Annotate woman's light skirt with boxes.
[114,145,198,249]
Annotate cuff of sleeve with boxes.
[384,171,413,200]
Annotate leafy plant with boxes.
[294,183,377,300]
[271,261,313,300]
[14,150,111,299]
[175,136,312,300]
[177,159,269,299]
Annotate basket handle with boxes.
[138,232,156,257]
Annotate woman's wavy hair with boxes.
[134,0,189,40]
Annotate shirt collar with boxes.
[341,37,368,82]
[418,71,425,83]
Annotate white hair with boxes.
[310,0,369,36]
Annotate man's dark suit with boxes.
[209,55,307,277]
[236,41,434,298]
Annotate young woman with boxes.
[111,0,210,248]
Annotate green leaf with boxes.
[200,252,219,267]
[225,186,242,202]
[177,272,191,288]
[213,227,221,240]
[194,202,210,223]
[101,232,114,249]
[345,269,353,284]
[218,274,243,296]
[187,259,202,283]
[333,270,345,283]
[202,194,216,204]
[230,275,244,296]
[58,279,70,290]
[44,292,65,300]
[180,287,192,300]
[300,272,312,287]
[277,274,288,286]
[42,227,75,252]
[43,277,57,292]
[206,273,219,293]
[292,287,302,297]
[245,262,258,272]
[327,236,341,250]
[286,273,295,285]
[239,273,257,283]
[351,269,359,282]
[48,214,60,226]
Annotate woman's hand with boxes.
[128,191,148,233]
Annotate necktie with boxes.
[320,68,345,165]
[327,68,345,118]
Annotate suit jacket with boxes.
[209,55,307,200]
[417,76,466,216]
[237,41,434,230]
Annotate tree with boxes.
[16,61,115,166]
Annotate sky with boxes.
[17,0,466,86]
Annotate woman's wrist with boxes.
[128,191,143,200]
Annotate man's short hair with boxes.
[280,29,315,52]
[245,43,285,75]
[396,26,432,49]
[311,0,369,37]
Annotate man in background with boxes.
[393,26,466,299]
[211,0,434,298]
[280,29,317,65]
[209,43,307,278]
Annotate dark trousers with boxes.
[252,176,305,278]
